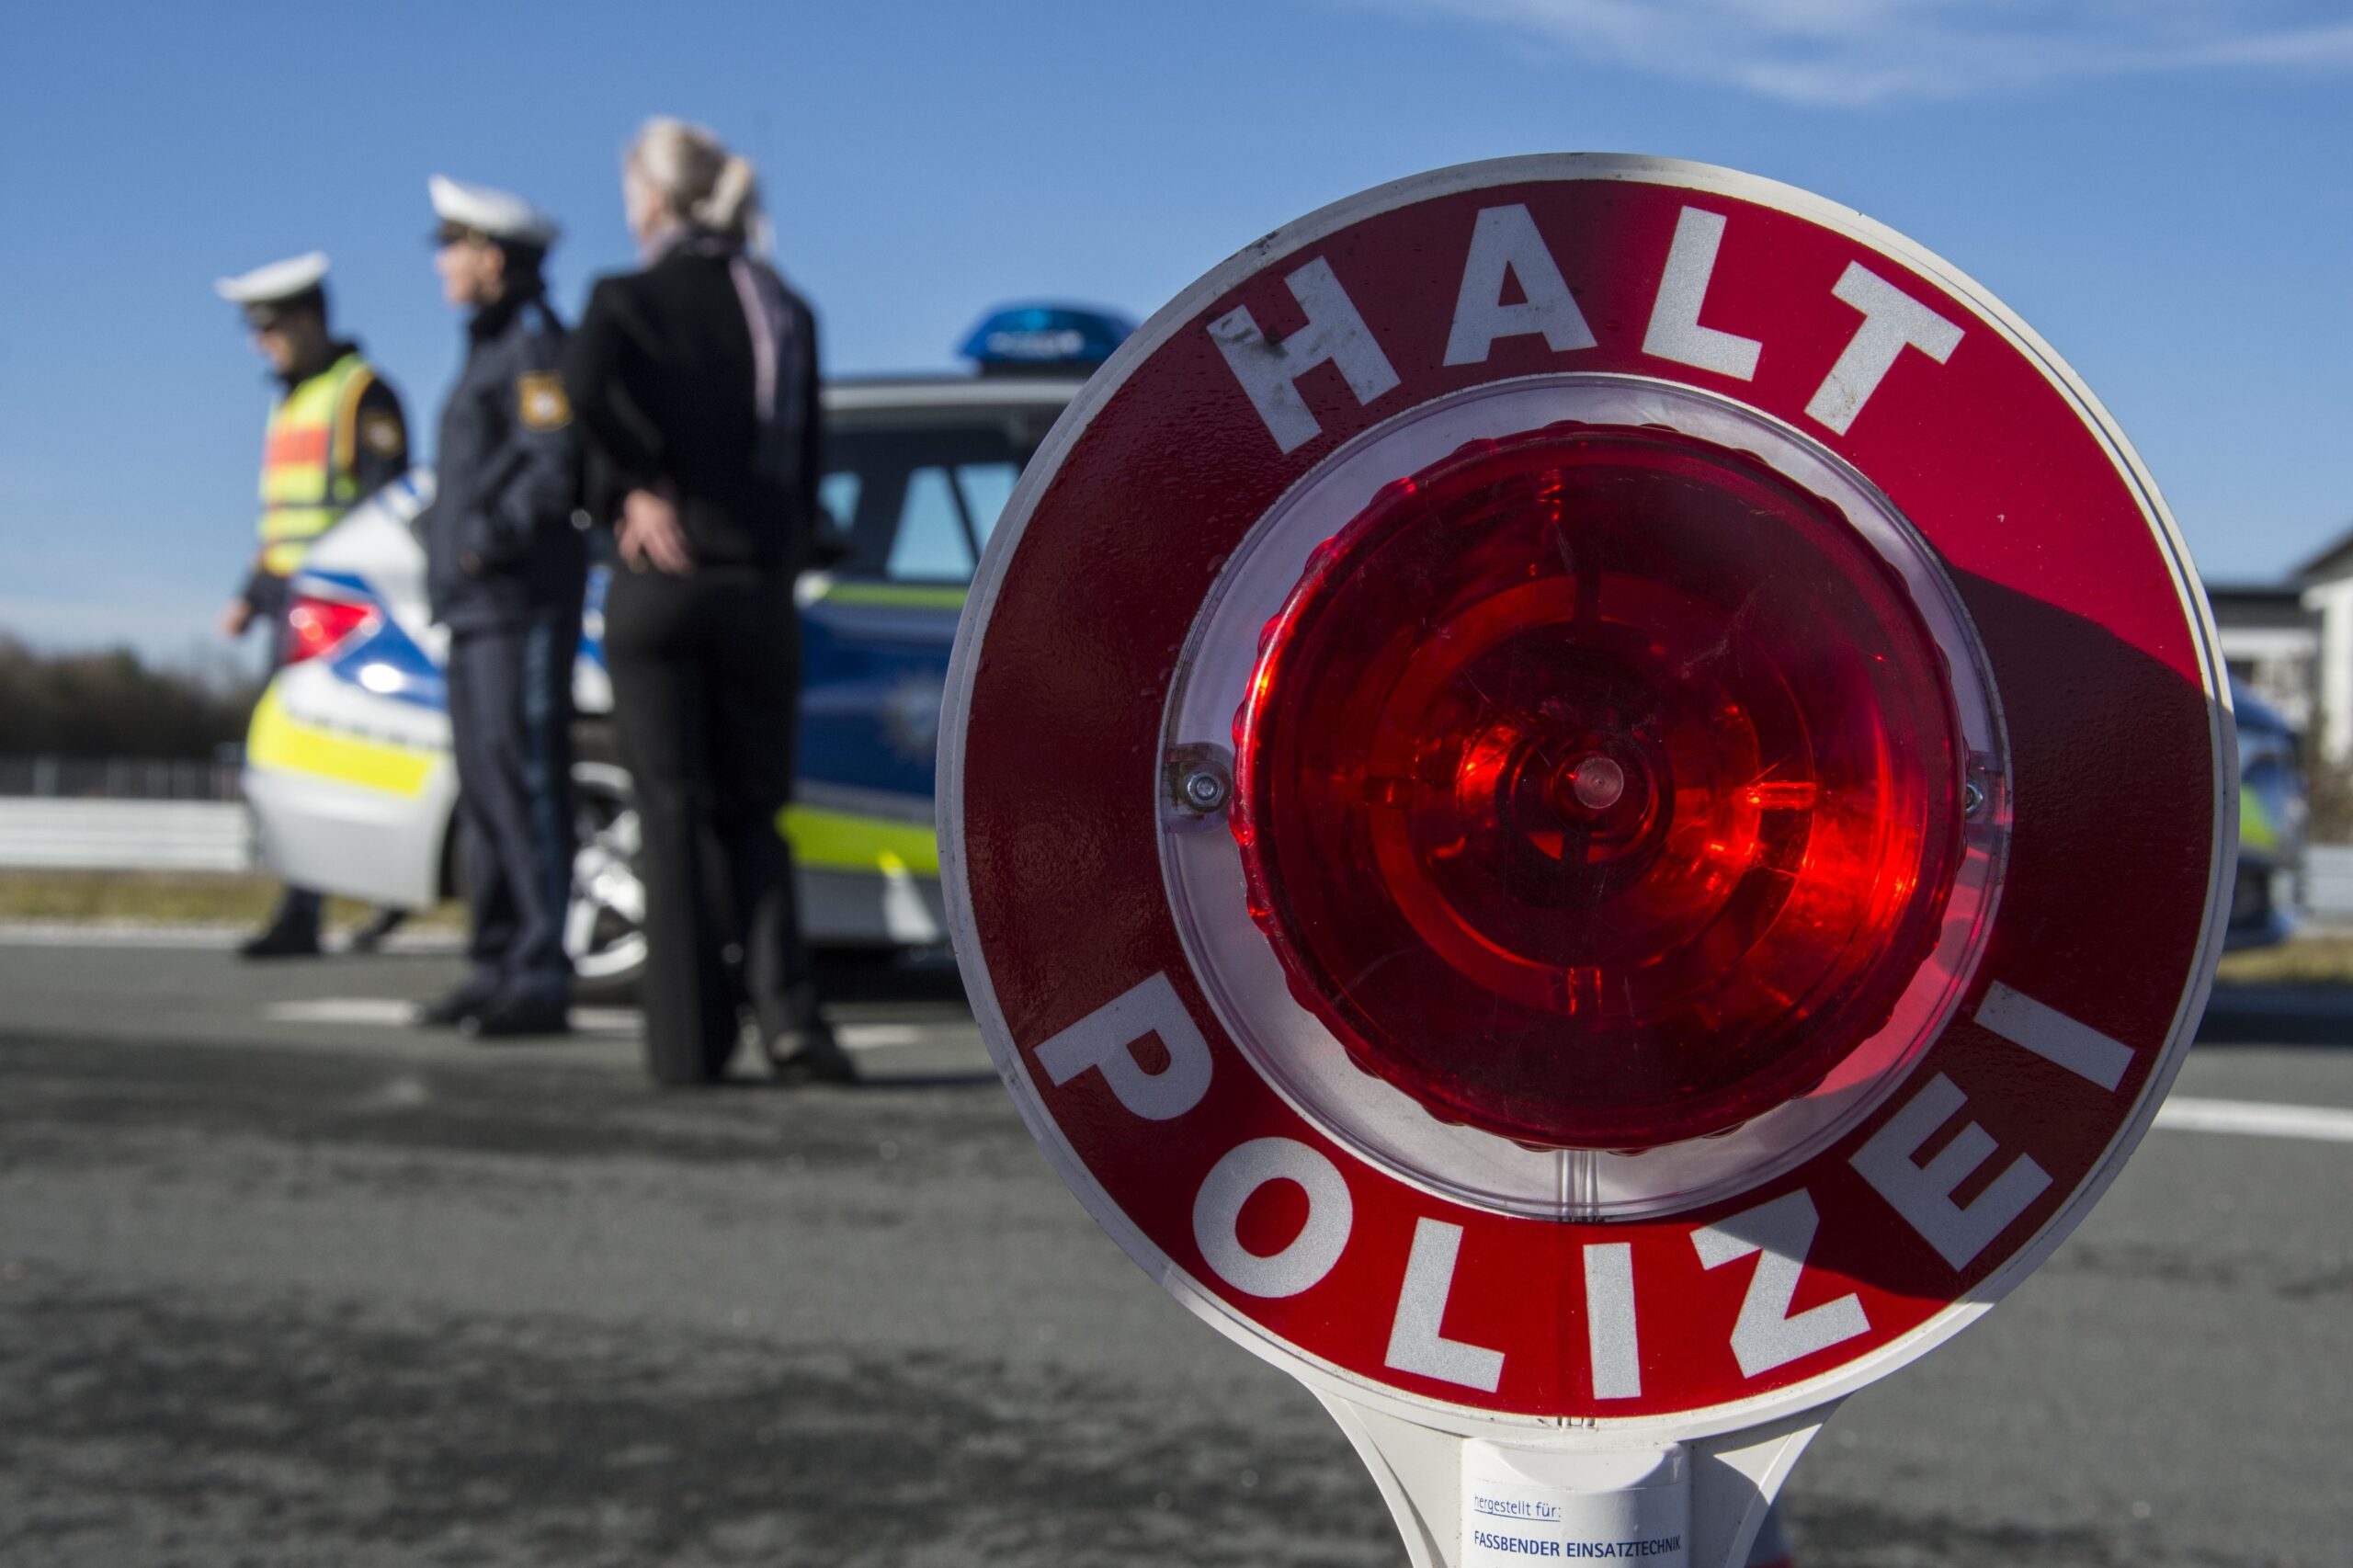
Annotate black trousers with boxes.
[603,566,813,1081]
[447,611,578,1006]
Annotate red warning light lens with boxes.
[1232,425,1966,1151]
[284,596,376,663]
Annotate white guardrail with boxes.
[2302,846,2353,923]
[0,800,254,872]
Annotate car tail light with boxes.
[1230,424,1967,1152]
[284,596,375,663]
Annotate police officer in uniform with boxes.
[414,177,586,1037]
[215,254,410,958]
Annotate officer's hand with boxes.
[221,598,254,638]
[620,489,694,576]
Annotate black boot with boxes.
[415,976,499,1028]
[347,906,410,954]
[240,890,323,960]
[765,985,857,1084]
[461,991,571,1039]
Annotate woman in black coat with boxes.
[566,117,852,1086]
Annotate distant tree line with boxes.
[0,635,260,758]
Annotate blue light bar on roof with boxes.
[959,302,1136,369]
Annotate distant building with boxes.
[2197,523,2353,761]
[2211,584,2319,739]
[2293,526,2353,761]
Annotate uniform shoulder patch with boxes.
[359,409,405,457]
[517,372,572,432]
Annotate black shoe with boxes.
[415,983,495,1028]
[239,923,322,960]
[460,994,571,1040]
[347,907,410,953]
[767,1014,858,1085]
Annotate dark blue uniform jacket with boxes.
[423,290,585,631]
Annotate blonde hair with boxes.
[629,117,762,243]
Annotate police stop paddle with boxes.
[939,155,2234,1568]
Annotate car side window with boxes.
[956,462,1020,548]
[821,416,1051,585]
[819,472,861,535]
[887,467,975,582]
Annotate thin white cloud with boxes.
[1367,0,2353,105]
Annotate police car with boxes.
[245,297,2304,993]
[2229,678,2306,949]
[242,304,1128,995]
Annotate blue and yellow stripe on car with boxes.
[814,582,968,613]
[2240,786,2281,856]
[246,687,438,798]
[779,803,941,877]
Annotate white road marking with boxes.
[0,922,246,949]
[839,1024,926,1051]
[262,1000,934,1052]
[0,922,463,954]
[267,999,415,1027]
[2156,1096,2353,1144]
[267,1001,646,1035]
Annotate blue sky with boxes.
[3,0,2348,665]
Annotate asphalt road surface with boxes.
[3,934,2348,1568]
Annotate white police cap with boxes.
[214,251,329,306]
[429,175,561,247]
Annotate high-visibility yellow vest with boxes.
[256,350,378,577]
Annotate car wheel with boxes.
[568,757,647,1001]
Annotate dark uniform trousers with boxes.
[449,611,578,1006]
[603,565,811,1077]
